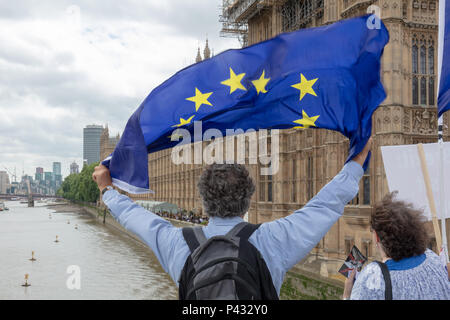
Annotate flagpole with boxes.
[417,144,443,253]
[438,118,449,263]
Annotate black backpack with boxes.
[178,222,279,300]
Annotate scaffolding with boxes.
[220,0,254,47]
[220,0,282,46]
[220,1,325,46]
[280,0,324,32]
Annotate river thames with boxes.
[0,201,178,299]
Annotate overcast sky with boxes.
[0,0,240,180]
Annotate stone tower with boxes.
[195,46,202,63]
[203,38,211,59]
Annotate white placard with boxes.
[381,142,450,221]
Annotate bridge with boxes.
[0,194,63,200]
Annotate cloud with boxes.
[0,0,240,179]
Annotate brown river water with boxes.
[0,200,178,299]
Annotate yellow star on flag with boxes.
[221,67,246,94]
[291,73,318,101]
[293,110,320,129]
[186,88,213,112]
[172,115,195,128]
[252,70,270,94]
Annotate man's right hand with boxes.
[352,137,373,167]
[92,164,113,192]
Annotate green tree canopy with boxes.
[58,162,99,203]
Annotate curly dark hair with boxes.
[371,192,429,261]
[197,164,255,218]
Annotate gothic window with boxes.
[362,240,372,258]
[259,180,265,201]
[307,156,313,200]
[267,174,273,202]
[420,46,426,74]
[412,45,418,74]
[412,41,419,105]
[291,159,297,203]
[412,76,419,105]
[429,77,435,105]
[420,77,427,105]
[345,237,354,255]
[350,193,359,205]
[413,37,435,107]
[259,168,273,202]
[428,45,434,74]
[363,174,370,205]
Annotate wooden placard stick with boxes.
[417,143,442,252]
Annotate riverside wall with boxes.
[57,201,344,300]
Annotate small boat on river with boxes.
[0,202,9,211]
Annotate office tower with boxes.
[83,124,103,165]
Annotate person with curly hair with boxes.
[343,192,450,300]
[93,139,372,299]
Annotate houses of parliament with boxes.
[101,1,450,282]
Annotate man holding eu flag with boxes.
[93,14,387,299]
[93,139,372,299]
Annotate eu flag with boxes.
[103,15,389,194]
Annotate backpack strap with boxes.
[375,261,393,300]
[236,222,261,240]
[182,226,207,253]
[224,222,261,240]
[182,222,261,253]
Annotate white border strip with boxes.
[112,177,154,194]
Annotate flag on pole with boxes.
[102,15,389,194]
[438,0,450,117]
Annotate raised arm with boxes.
[92,165,185,282]
[249,138,371,291]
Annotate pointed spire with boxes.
[103,123,109,136]
[203,38,211,60]
[195,47,202,63]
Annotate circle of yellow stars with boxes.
[170,68,320,135]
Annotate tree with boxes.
[58,162,99,203]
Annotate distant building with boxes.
[44,172,53,188]
[0,171,10,194]
[195,38,212,63]
[70,161,79,175]
[100,124,120,161]
[83,124,104,165]
[9,181,19,194]
[35,167,44,182]
[54,174,62,189]
[52,162,61,176]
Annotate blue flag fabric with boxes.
[438,0,450,117]
[102,15,389,194]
